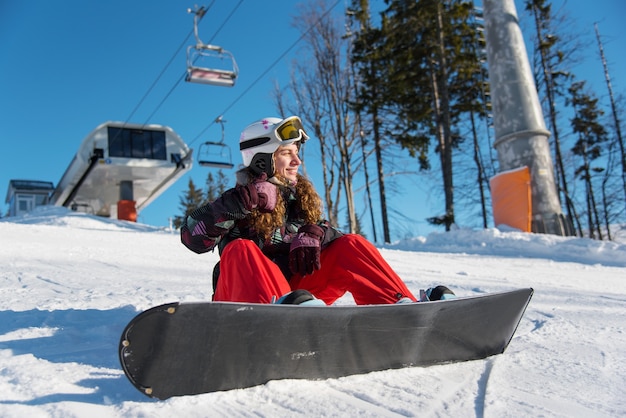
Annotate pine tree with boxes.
[450,4,494,229]
[567,81,608,239]
[204,170,230,205]
[172,178,205,230]
[355,0,484,231]
[349,0,395,242]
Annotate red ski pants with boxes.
[213,234,416,305]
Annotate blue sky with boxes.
[1,0,624,241]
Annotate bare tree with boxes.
[275,0,361,232]
[594,23,626,212]
[525,0,582,235]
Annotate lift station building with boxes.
[5,121,193,221]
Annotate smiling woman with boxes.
[178,115,455,307]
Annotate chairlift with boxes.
[198,117,234,169]
[186,6,239,87]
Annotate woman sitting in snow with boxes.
[180,116,455,305]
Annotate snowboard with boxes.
[119,288,533,399]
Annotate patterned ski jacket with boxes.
[180,184,342,282]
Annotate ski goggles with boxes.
[240,116,309,152]
[275,116,310,143]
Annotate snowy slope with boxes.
[1,207,625,417]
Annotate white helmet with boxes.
[239,116,309,177]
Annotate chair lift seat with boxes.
[198,141,234,169]
[186,43,239,87]
[187,67,237,87]
[185,6,238,88]
[198,160,235,169]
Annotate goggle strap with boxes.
[240,136,271,151]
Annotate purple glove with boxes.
[289,224,324,276]
[238,180,277,213]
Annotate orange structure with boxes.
[490,166,532,232]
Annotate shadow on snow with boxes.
[0,307,154,404]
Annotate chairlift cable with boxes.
[123,1,223,128]
[142,2,243,124]
[205,1,242,46]
[111,24,194,148]
[141,72,187,126]
[123,0,340,152]
[142,3,243,125]
[124,29,194,128]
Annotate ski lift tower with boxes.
[483,0,572,235]
[185,6,239,87]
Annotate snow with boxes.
[1,206,625,417]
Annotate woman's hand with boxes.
[238,180,277,213]
[289,224,324,276]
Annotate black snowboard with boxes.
[119,288,533,399]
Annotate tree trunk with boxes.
[372,108,390,243]
[470,109,489,228]
[528,1,577,234]
[595,23,626,212]
[435,3,455,230]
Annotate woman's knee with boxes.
[331,234,371,250]
[222,238,259,257]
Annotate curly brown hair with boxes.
[238,171,323,239]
